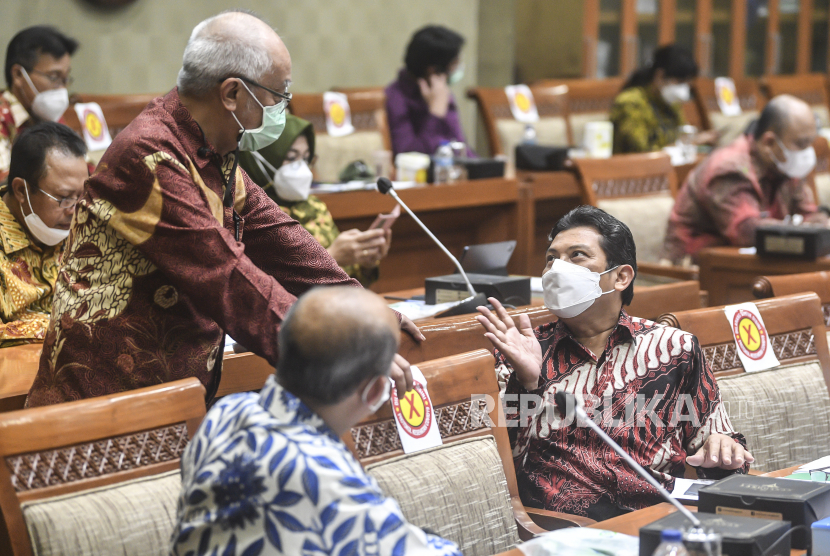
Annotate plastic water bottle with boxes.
[522,124,537,144]
[433,142,454,184]
[652,530,689,556]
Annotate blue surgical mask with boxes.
[448,63,465,85]
[232,80,287,152]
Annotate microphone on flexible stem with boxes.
[376,177,487,315]
[553,391,702,528]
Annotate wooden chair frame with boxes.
[466,84,572,157]
[760,73,830,108]
[752,271,830,331]
[289,89,392,150]
[64,93,158,138]
[343,349,594,540]
[534,78,624,116]
[398,280,701,364]
[656,292,830,386]
[572,152,696,281]
[0,378,206,556]
[691,77,766,132]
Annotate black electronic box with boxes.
[424,273,531,306]
[698,475,830,549]
[639,512,791,556]
[755,223,830,260]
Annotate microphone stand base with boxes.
[435,293,489,318]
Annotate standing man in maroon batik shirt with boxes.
[476,206,752,521]
[27,11,421,407]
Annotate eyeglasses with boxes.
[31,70,73,87]
[38,188,79,210]
[222,75,292,113]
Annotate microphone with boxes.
[376,178,487,315]
[553,391,702,528]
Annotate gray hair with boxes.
[177,10,274,97]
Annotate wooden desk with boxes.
[318,178,525,291]
[699,247,830,306]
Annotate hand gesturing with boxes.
[475,297,543,391]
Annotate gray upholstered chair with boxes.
[343,349,594,556]
[0,378,206,556]
[657,292,830,473]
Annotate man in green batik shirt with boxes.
[239,114,391,287]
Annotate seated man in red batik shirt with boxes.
[476,205,752,521]
[663,94,828,264]
[1,26,78,183]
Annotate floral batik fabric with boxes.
[170,375,462,556]
[0,201,62,347]
[609,86,684,154]
[26,89,360,407]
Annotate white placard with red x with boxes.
[389,365,443,454]
[723,302,780,373]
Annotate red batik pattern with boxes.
[498,311,747,520]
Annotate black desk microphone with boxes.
[376,177,487,316]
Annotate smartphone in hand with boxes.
[368,204,401,231]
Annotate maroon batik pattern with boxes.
[27,89,359,407]
[498,311,748,520]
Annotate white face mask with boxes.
[21,68,69,122]
[22,180,70,246]
[774,136,817,179]
[361,375,392,413]
[660,83,690,105]
[275,160,314,202]
[542,259,618,318]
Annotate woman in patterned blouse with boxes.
[239,114,391,287]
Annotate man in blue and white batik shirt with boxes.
[170,286,461,556]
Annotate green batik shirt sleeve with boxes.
[285,196,379,287]
[611,88,655,154]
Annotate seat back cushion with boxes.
[365,435,519,556]
[496,117,569,169]
[22,469,181,556]
[815,173,830,208]
[598,192,675,263]
[708,111,759,147]
[314,130,385,183]
[717,361,830,472]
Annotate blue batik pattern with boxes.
[169,375,462,556]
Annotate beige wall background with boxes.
[1,0,485,150]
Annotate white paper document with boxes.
[670,478,715,502]
[519,528,639,556]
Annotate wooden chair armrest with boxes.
[638,262,699,281]
[512,499,547,540]
[525,506,597,529]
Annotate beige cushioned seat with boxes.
[496,117,569,170]
[597,192,675,262]
[814,105,830,129]
[708,111,759,147]
[717,361,830,472]
[314,130,385,183]
[815,173,830,208]
[21,469,181,556]
[366,435,519,556]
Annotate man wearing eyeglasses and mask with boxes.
[0,122,86,347]
[27,10,423,408]
[1,26,78,183]
[476,206,752,521]
[664,94,829,264]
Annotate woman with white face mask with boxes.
[610,44,718,154]
[238,114,392,287]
